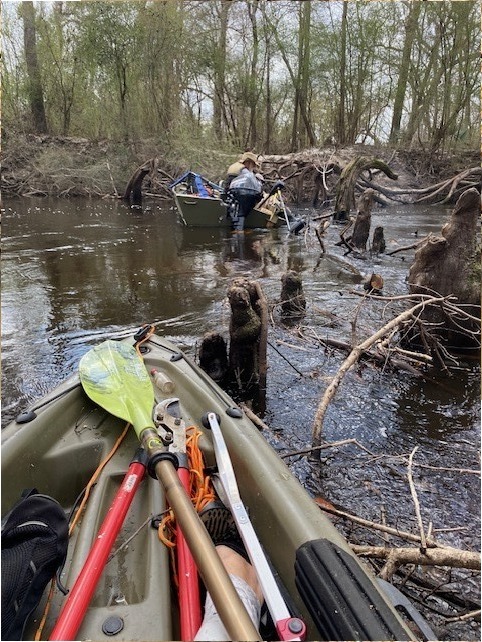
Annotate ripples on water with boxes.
[2,196,480,638]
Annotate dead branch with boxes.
[386,238,427,256]
[315,502,462,551]
[240,403,269,431]
[281,437,376,459]
[311,295,447,450]
[444,609,481,623]
[351,545,480,580]
[407,447,427,552]
[414,167,482,204]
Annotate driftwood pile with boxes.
[122,147,481,214]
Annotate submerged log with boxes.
[334,157,398,222]
[407,187,481,348]
[351,188,374,250]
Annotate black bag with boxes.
[1,489,69,641]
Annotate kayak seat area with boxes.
[295,538,412,641]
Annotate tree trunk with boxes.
[334,157,398,222]
[389,1,421,144]
[123,158,158,206]
[199,332,228,383]
[266,8,316,151]
[280,271,306,322]
[351,189,374,250]
[213,0,229,141]
[20,1,48,133]
[228,279,262,392]
[335,1,348,145]
[407,187,481,348]
[371,226,386,255]
[246,0,259,150]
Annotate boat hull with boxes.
[173,193,280,228]
[2,334,414,641]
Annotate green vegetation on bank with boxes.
[3,1,479,157]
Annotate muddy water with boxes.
[2,196,480,639]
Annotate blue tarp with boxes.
[169,171,222,197]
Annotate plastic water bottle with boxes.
[150,368,175,394]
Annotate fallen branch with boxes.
[351,545,480,581]
[444,609,481,623]
[386,238,427,256]
[407,446,427,552]
[311,295,447,450]
[315,502,457,551]
[240,404,270,431]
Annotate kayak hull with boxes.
[2,334,414,641]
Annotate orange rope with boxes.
[157,427,216,553]
[135,323,156,358]
[187,427,216,512]
[69,421,130,535]
[35,422,131,640]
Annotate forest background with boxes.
[1,0,480,193]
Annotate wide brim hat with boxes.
[240,151,261,168]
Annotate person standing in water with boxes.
[227,152,263,231]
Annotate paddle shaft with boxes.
[152,456,261,642]
[50,453,147,641]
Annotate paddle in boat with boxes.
[170,171,301,230]
[2,327,431,641]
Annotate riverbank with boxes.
[1,133,479,202]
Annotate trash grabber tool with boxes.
[204,411,306,642]
[154,397,201,640]
[78,340,260,641]
[49,448,148,641]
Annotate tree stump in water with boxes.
[363,273,384,295]
[227,278,265,391]
[280,271,306,323]
[407,187,481,348]
[199,332,228,383]
[334,157,397,222]
[123,158,158,206]
[351,189,374,250]
[371,226,386,254]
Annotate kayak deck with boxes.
[2,334,414,641]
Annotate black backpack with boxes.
[1,489,69,641]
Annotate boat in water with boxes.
[170,171,299,230]
[2,330,421,641]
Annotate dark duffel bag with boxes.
[1,489,69,640]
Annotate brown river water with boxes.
[1,196,480,639]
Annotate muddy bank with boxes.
[1,133,479,203]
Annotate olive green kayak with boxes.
[2,332,417,641]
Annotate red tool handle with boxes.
[50,459,146,641]
[177,466,202,640]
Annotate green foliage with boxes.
[2,0,479,155]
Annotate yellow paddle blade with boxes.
[79,340,155,438]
